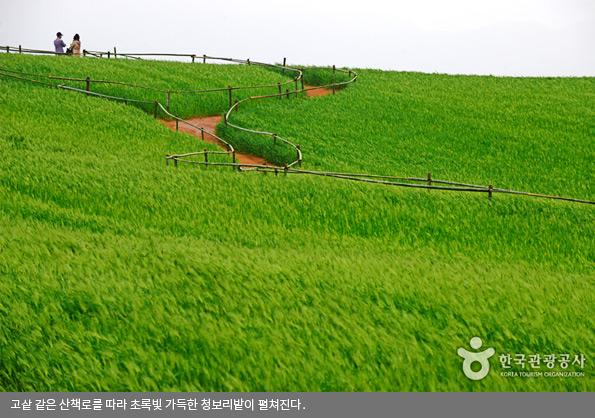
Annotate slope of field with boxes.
[0,54,291,119]
[0,54,594,392]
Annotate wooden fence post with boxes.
[278,83,282,100]
[86,76,90,96]
[332,64,336,94]
[204,149,208,168]
[192,54,195,63]
[107,51,110,59]
[273,134,277,146]
[114,47,117,58]
[228,86,232,108]
[427,172,432,191]
[300,69,304,90]
[203,54,206,64]
[234,98,238,111]
[282,57,286,74]
[19,45,22,54]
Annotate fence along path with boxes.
[1,45,594,206]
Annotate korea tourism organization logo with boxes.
[457,337,587,381]
[457,337,495,380]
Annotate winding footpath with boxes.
[160,87,333,166]
[0,46,593,206]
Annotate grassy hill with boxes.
[0,53,593,391]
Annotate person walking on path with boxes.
[54,32,66,54]
[70,34,81,57]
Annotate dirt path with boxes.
[160,116,270,166]
[305,86,334,97]
[161,86,334,165]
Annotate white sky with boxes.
[0,0,594,76]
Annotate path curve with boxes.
[160,86,334,166]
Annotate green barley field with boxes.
[0,53,594,391]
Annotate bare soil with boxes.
[305,86,334,97]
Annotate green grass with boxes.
[221,70,595,198]
[0,53,594,392]
[0,54,294,119]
